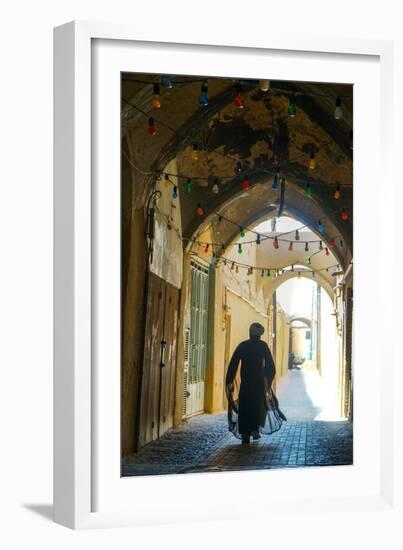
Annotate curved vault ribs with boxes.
[183,176,350,270]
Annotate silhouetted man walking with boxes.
[226,323,286,444]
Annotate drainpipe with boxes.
[316,283,322,375]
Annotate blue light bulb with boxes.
[162,75,173,88]
[199,81,209,107]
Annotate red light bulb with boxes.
[204,244,209,253]
[197,203,204,216]
[329,239,335,248]
[242,176,250,190]
[341,208,348,220]
[234,84,245,108]
[325,247,330,256]
[148,117,157,136]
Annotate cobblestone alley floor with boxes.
[122,370,353,476]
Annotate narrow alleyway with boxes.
[122,369,352,476]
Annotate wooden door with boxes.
[159,284,179,437]
[138,273,166,448]
[138,272,180,448]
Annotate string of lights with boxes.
[163,173,347,247]
[151,194,346,276]
[122,75,351,102]
[190,251,344,279]
[123,97,350,194]
[123,149,346,241]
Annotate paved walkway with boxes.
[122,370,353,476]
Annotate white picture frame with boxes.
[54,21,399,530]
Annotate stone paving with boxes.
[122,370,353,476]
[122,412,230,476]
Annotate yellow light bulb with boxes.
[309,153,316,170]
[192,144,199,160]
[151,95,161,109]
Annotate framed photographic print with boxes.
[54,21,397,530]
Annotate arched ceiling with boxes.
[122,74,353,268]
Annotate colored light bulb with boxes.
[341,208,348,220]
[234,84,245,108]
[309,152,316,170]
[325,247,330,256]
[172,185,178,199]
[148,117,157,136]
[185,179,192,192]
[236,265,239,273]
[318,220,324,233]
[329,238,335,248]
[231,262,235,270]
[212,181,219,194]
[267,269,271,277]
[273,237,279,249]
[305,242,309,252]
[162,75,173,88]
[250,267,254,275]
[259,79,270,92]
[305,183,313,197]
[151,84,161,109]
[256,234,261,245]
[164,173,170,188]
[306,257,311,266]
[334,185,341,199]
[199,81,209,107]
[240,227,245,238]
[288,94,296,117]
[235,161,243,174]
[261,269,265,277]
[238,243,242,254]
[295,230,300,241]
[334,97,342,119]
[272,173,279,190]
[242,175,250,190]
[298,272,301,279]
[319,241,323,250]
[204,244,209,253]
[191,143,199,161]
[197,203,204,216]
[340,239,344,248]
[288,241,293,251]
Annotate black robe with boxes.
[225,338,286,438]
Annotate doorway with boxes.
[184,260,210,417]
